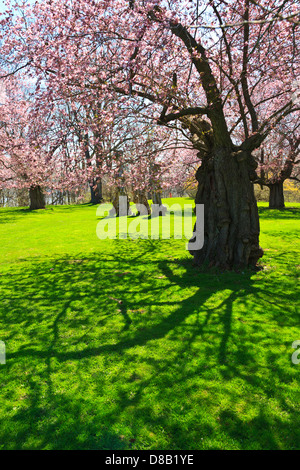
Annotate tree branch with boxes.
[158,106,208,124]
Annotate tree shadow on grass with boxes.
[0,244,299,449]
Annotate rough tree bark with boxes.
[182,115,263,269]
[189,147,263,269]
[90,179,103,204]
[149,160,167,215]
[29,185,46,210]
[133,189,151,215]
[151,191,162,205]
[268,181,285,209]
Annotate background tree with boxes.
[0,76,89,209]
[0,0,299,267]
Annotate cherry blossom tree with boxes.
[254,119,300,208]
[98,121,195,214]
[1,0,299,267]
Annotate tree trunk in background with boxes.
[151,191,167,216]
[152,191,162,205]
[90,179,102,204]
[269,182,285,209]
[189,148,263,269]
[29,185,46,210]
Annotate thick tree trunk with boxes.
[189,148,263,269]
[151,191,167,216]
[152,191,162,205]
[29,185,45,210]
[90,179,103,204]
[269,182,285,209]
[111,189,132,216]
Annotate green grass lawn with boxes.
[0,198,299,450]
